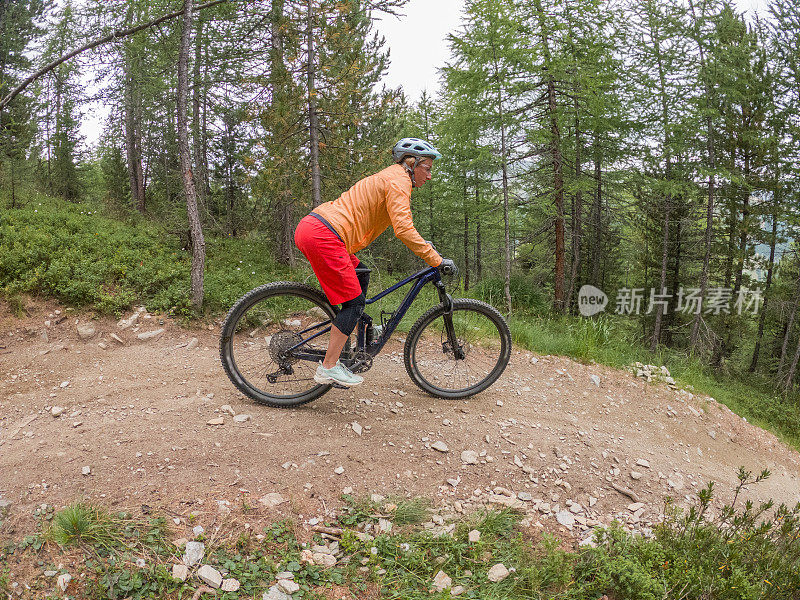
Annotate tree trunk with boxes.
[749,194,778,371]
[548,74,565,313]
[590,144,602,285]
[785,328,800,395]
[306,0,321,207]
[689,0,717,353]
[650,11,672,351]
[463,174,470,291]
[192,13,206,212]
[777,261,800,379]
[566,107,582,315]
[177,0,205,309]
[475,182,482,283]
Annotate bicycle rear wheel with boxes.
[404,299,511,399]
[219,282,334,407]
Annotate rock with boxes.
[186,337,199,350]
[589,496,598,507]
[460,450,478,464]
[630,471,643,480]
[342,486,354,495]
[708,429,717,440]
[221,578,241,592]
[57,573,71,591]
[51,406,64,417]
[556,511,575,529]
[667,475,684,490]
[81,466,91,476]
[313,552,337,567]
[451,585,466,596]
[41,329,49,342]
[193,525,204,537]
[172,564,189,581]
[300,549,315,564]
[432,570,452,592]
[233,414,251,423]
[97,342,107,349]
[117,313,139,329]
[431,441,449,452]
[264,585,292,600]
[60,381,70,388]
[183,541,205,566]
[569,502,582,514]
[518,492,533,502]
[468,529,480,543]
[44,570,57,577]
[277,579,300,594]
[275,572,294,580]
[137,328,165,341]
[221,404,235,415]
[378,518,392,533]
[207,417,224,426]
[590,374,601,387]
[627,502,645,512]
[110,333,125,345]
[351,421,363,436]
[259,492,287,508]
[77,323,96,340]
[197,565,222,588]
[636,459,651,468]
[334,466,345,475]
[487,563,510,582]
[447,477,460,487]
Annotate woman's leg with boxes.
[322,326,349,369]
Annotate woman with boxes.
[294,138,454,387]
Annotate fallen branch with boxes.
[0,0,229,112]
[610,482,640,503]
[311,525,343,536]
[191,585,217,600]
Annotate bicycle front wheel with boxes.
[404,299,511,399]
[220,282,334,408]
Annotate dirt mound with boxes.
[2,298,799,542]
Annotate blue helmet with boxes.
[392,138,442,163]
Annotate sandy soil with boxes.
[1,297,799,541]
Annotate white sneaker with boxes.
[314,361,364,387]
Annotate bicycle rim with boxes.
[220,284,333,407]
[405,299,511,399]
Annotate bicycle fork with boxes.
[436,281,465,360]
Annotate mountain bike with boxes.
[219,262,511,408]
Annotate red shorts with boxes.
[294,215,362,305]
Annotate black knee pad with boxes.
[334,293,365,336]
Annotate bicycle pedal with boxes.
[331,383,349,390]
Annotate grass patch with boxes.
[4,474,800,599]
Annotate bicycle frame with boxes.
[284,265,455,363]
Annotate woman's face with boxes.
[413,158,434,187]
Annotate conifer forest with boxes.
[2,0,800,397]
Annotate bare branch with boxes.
[0,0,229,112]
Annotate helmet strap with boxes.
[403,156,421,187]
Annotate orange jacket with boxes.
[313,164,442,267]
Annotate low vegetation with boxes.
[2,472,799,599]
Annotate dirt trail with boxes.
[1,298,799,541]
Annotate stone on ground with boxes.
[172,564,189,581]
[277,579,300,594]
[183,541,205,566]
[432,570,452,592]
[460,450,479,464]
[468,529,480,543]
[259,492,286,508]
[197,564,222,588]
[431,441,449,452]
[221,578,240,592]
[77,323,96,340]
[487,563,510,582]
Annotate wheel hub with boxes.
[269,330,302,365]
